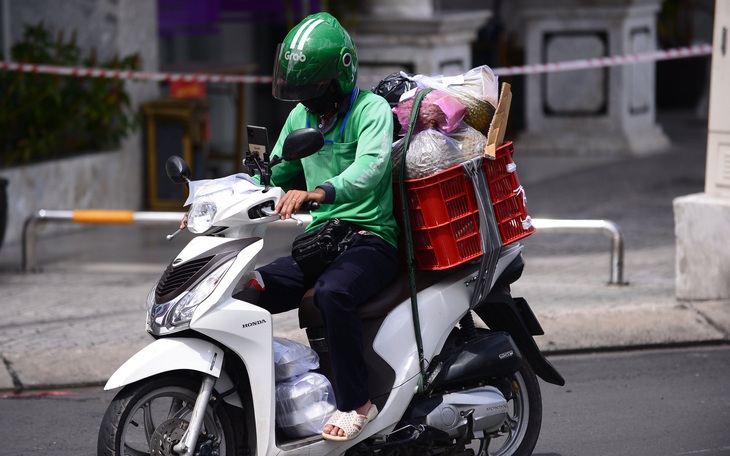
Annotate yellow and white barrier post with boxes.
[22,209,185,272]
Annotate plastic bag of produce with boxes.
[449,122,488,161]
[410,66,498,135]
[274,337,319,382]
[275,372,337,438]
[404,129,459,179]
[392,122,487,179]
[392,89,467,136]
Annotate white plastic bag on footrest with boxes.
[275,372,336,438]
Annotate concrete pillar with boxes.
[674,0,730,300]
[514,0,669,156]
[354,0,491,86]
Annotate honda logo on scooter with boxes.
[242,319,267,329]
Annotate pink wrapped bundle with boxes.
[393,89,467,136]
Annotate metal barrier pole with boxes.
[22,209,185,272]
[531,218,626,285]
[21,210,625,284]
[22,211,45,273]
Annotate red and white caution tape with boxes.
[0,43,713,84]
[0,61,271,84]
[492,43,712,76]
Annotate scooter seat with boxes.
[298,268,458,329]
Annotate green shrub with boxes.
[0,22,141,167]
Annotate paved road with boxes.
[2,345,728,456]
[534,345,730,456]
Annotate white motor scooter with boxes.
[97,127,564,456]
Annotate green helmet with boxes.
[272,12,358,102]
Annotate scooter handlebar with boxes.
[303,201,320,211]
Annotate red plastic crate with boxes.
[484,142,536,246]
[394,141,535,270]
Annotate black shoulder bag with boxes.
[291,218,357,277]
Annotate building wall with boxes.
[0,0,159,246]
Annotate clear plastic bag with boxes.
[184,173,260,206]
[391,122,487,179]
[274,337,319,382]
[275,372,337,438]
[405,129,460,179]
[449,122,488,161]
[392,89,467,136]
[411,66,498,135]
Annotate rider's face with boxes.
[301,83,338,115]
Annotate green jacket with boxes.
[269,89,399,248]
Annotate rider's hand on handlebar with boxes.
[276,188,325,220]
[180,213,188,230]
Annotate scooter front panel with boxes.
[194,299,278,456]
[186,239,264,323]
[174,236,242,264]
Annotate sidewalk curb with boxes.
[535,301,730,353]
[2,303,729,392]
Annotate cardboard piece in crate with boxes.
[486,82,512,158]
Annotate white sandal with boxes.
[322,404,378,442]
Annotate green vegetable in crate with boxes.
[460,94,496,136]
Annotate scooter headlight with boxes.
[147,258,235,334]
[170,258,235,326]
[187,197,218,234]
[145,284,157,327]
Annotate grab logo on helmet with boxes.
[284,51,306,62]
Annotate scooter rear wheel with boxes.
[97,374,244,456]
[473,362,542,456]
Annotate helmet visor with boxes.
[272,43,335,102]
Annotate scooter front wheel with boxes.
[97,374,243,456]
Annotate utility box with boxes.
[143,98,210,210]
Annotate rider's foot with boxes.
[322,401,377,441]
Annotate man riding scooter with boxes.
[254,12,400,442]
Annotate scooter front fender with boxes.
[104,337,224,391]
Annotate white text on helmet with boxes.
[284,51,307,62]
